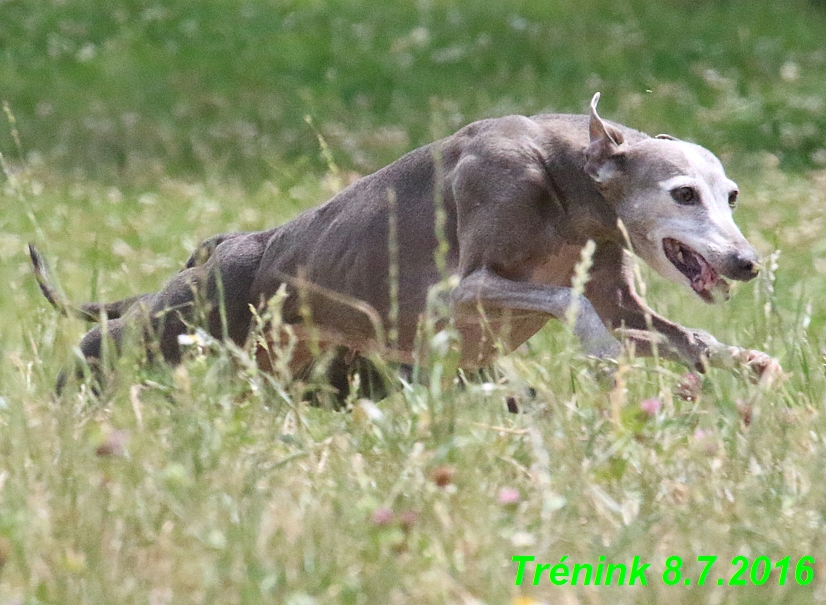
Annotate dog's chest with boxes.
[529,244,585,286]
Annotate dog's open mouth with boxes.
[662,238,730,303]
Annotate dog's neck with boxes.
[530,113,647,247]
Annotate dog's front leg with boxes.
[614,317,779,378]
[586,247,778,376]
[451,267,622,359]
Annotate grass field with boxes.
[2,0,826,603]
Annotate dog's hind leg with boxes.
[49,309,148,396]
[53,232,269,391]
[184,232,250,269]
[137,232,270,365]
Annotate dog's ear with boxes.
[585,93,626,185]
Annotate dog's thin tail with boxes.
[28,243,139,322]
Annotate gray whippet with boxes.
[30,93,776,398]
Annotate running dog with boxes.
[30,94,776,397]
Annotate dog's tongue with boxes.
[691,261,717,292]
[692,262,730,301]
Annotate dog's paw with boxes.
[737,349,784,384]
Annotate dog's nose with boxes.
[726,250,760,281]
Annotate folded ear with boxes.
[584,93,626,184]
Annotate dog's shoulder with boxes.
[440,112,649,164]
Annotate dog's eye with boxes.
[728,190,738,209]
[671,186,699,205]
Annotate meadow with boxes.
[1,0,826,603]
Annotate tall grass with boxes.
[1,0,826,603]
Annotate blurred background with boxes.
[2,0,826,183]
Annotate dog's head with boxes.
[584,93,759,303]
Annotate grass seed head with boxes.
[431,465,456,487]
